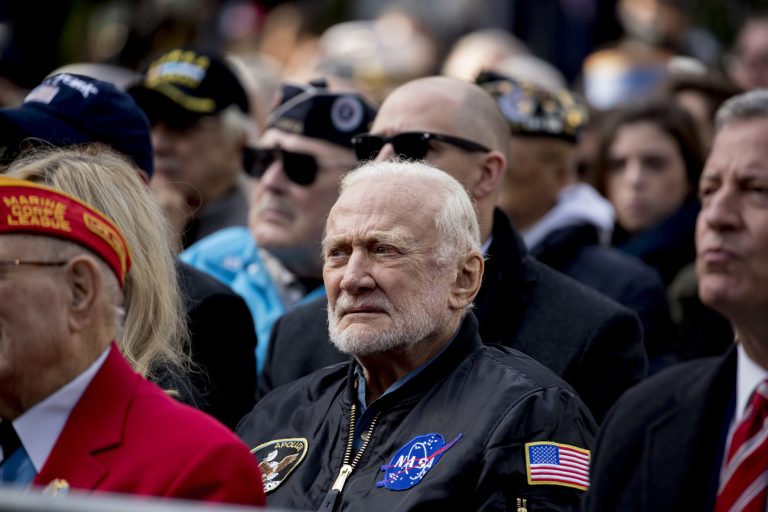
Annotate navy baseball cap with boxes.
[0,73,154,174]
[267,79,377,148]
[129,48,250,126]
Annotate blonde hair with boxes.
[3,145,190,379]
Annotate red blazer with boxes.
[34,344,265,506]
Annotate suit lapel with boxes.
[644,347,736,510]
[35,344,140,490]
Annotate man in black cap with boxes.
[129,48,256,249]
[477,71,678,373]
[181,80,376,374]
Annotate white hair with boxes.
[715,89,768,132]
[339,160,482,265]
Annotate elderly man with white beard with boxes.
[236,160,597,512]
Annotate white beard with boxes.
[327,282,447,356]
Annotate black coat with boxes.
[259,210,647,423]
[531,222,678,373]
[178,261,257,429]
[241,313,597,511]
[586,346,735,511]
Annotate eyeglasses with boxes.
[0,260,68,268]
[351,132,491,162]
[247,147,355,186]
[0,260,67,277]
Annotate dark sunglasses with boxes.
[247,147,353,186]
[351,131,491,162]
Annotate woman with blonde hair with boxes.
[3,145,196,400]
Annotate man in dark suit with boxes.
[0,175,264,504]
[587,89,768,511]
[259,76,647,423]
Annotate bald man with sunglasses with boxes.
[181,80,376,372]
[259,76,647,424]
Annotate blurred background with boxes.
[1,0,766,111]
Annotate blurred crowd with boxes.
[2,0,768,510]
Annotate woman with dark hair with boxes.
[592,98,704,287]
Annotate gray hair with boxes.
[715,89,768,132]
[339,160,482,264]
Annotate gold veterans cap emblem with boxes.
[251,438,308,493]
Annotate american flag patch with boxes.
[524,441,590,491]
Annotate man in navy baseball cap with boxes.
[0,73,154,178]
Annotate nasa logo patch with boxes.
[376,433,462,491]
[251,438,308,493]
[330,96,364,133]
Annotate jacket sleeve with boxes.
[164,435,266,506]
[473,386,598,512]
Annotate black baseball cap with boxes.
[0,73,154,174]
[129,48,250,126]
[267,79,377,148]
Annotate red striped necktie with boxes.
[716,378,768,512]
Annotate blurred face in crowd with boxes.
[501,136,573,230]
[606,121,689,233]
[324,178,454,356]
[249,128,356,277]
[696,117,768,324]
[151,113,244,206]
[728,18,768,91]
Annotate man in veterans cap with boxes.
[237,160,596,511]
[0,71,259,431]
[0,170,265,504]
[130,48,256,249]
[182,79,376,373]
[477,71,678,373]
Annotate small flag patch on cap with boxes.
[524,441,590,491]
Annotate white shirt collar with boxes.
[735,343,768,424]
[11,347,110,472]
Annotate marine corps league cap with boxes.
[0,73,154,175]
[267,79,377,148]
[0,177,132,287]
[129,48,250,124]
[476,70,589,143]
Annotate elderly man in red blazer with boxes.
[0,173,264,506]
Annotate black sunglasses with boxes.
[351,131,491,162]
[247,147,353,186]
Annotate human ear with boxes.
[448,251,484,311]
[65,256,100,332]
[471,150,507,200]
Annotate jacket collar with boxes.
[35,344,141,489]
[343,313,483,411]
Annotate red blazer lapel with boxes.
[35,343,140,490]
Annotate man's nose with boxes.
[374,143,398,163]
[340,250,376,293]
[258,159,290,192]
[702,185,741,231]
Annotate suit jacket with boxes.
[259,210,647,423]
[531,222,678,373]
[178,262,257,429]
[586,346,735,511]
[34,344,265,506]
